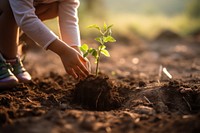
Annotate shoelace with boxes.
[11,59,26,75]
[0,61,13,80]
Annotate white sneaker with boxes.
[8,56,32,83]
[0,54,18,88]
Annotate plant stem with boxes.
[95,49,101,76]
[95,33,105,76]
[95,43,104,76]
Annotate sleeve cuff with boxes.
[43,36,58,50]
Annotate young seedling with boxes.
[80,23,116,76]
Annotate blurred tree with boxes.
[79,0,106,19]
[78,0,107,39]
[85,0,100,11]
[186,0,200,19]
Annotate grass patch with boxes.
[107,13,200,39]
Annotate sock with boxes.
[6,58,17,65]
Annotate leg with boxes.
[0,0,18,59]
[0,0,19,88]
[0,1,32,85]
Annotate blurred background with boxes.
[22,0,200,77]
[44,0,200,41]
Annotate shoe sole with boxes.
[0,76,19,89]
[15,72,32,83]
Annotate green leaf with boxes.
[103,23,107,31]
[99,45,106,50]
[103,36,116,43]
[80,44,88,52]
[101,49,110,57]
[95,37,103,44]
[83,51,89,57]
[88,24,100,31]
[88,48,94,53]
[107,24,113,29]
[87,48,98,58]
[91,49,98,58]
[107,25,113,35]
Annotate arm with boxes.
[58,0,91,72]
[8,0,58,49]
[58,0,81,47]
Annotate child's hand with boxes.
[60,49,89,79]
[71,46,91,73]
[48,39,90,79]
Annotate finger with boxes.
[77,55,90,75]
[82,58,91,72]
[82,59,91,72]
[79,54,87,63]
[66,68,78,79]
[73,66,87,79]
[86,60,92,72]
[73,50,87,67]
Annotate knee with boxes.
[35,2,59,21]
[49,2,59,18]
[0,1,15,21]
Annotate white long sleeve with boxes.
[59,0,81,47]
[8,0,81,49]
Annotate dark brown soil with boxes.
[73,74,125,111]
[0,32,200,133]
[155,30,182,41]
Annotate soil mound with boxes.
[155,30,181,41]
[73,75,125,111]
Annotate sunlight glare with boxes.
[132,58,139,64]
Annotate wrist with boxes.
[71,46,83,56]
[47,39,70,56]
